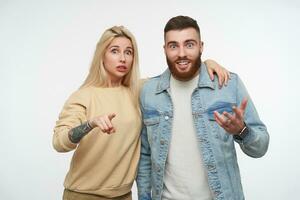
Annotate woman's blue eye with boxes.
[111,49,118,54]
[125,50,133,55]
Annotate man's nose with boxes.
[178,47,186,57]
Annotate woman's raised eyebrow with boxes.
[109,45,120,49]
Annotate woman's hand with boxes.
[89,113,116,134]
[204,59,230,87]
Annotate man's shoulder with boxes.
[228,72,241,86]
[213,72,239,87]
[229,72,238,79]
[146,74,161,82]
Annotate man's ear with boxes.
[200,41,204,54]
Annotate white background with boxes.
[1,0,299,199]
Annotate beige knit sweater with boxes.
[53,86,141,197]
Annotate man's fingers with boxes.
[215,115,224,127]
[240,98,248,111]
[223,112,235,122]
[214,111,227,125]
[223,112,238,129]
[232,106,243,121]
[214,112,232,132]
[232,98,248,120]
[214,111,224,126]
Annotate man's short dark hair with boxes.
[164,15,200,39]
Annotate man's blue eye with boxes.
[187,43,194,48]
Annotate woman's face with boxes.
[103,36,134,85]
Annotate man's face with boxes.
[164,27,203,81]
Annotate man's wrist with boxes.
[234,125,249,140]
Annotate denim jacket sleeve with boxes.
[136,101,152,200]
[234,74,269,158]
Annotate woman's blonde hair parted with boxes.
[81,26,141,109]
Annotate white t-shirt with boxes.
[162,74,212,200]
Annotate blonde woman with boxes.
[53,26,229,200]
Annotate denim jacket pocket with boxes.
[143,109,160,146]
[206,102,236,140]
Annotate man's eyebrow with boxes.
[166,41,178,46]
[166,39,198,46]
[185,39,197,43]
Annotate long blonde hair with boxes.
[81,26,141,111]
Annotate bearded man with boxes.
[136,15,269,200]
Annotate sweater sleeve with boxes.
[53,89,89,152]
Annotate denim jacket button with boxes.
[164,116,169,120]
[160,140,165,145]
[156,166,161,172]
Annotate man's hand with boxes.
[205,59,231,87]
[89,113,116,134]
[213,98,248,135]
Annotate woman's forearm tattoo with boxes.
[68,122,93,143]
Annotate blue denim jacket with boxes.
[136,63,269,200]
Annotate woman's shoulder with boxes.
[67,86,95,103]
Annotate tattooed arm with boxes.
[68,121,93,143]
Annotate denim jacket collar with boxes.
[155,62,215,94]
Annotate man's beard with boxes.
[166,53,202,81]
